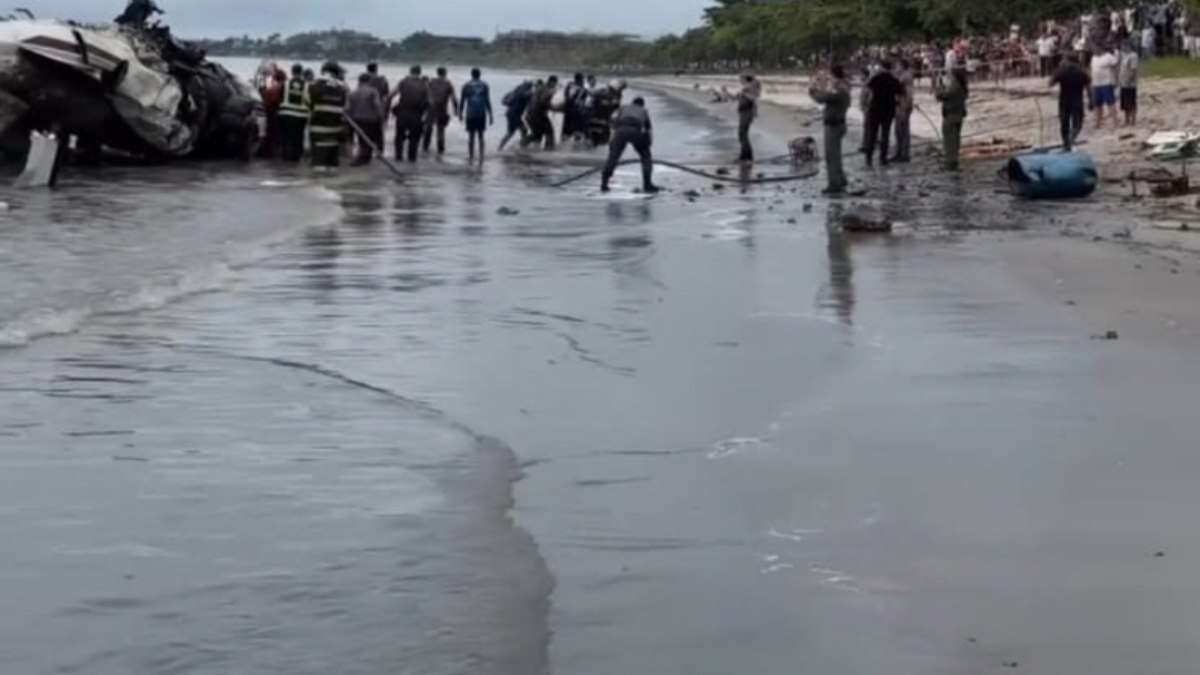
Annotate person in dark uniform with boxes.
[588,80,624,146]
[863,60,904,167]
[522,75,559,150]
[601,97,659,194]
[307,61,349,168]
[1050,53,1091,152]
[809,64,852,194]
[423,67,459,155]
[561,72,588,144]
[278,63,309,162]
[391,65,429,162]
[498,80,534,150]
[365,62,390,100]
[115,0,162,26]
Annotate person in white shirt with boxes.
[1118,43,1140,127]
[1142,25,1157,57]
[1038,33,1055,76]
[1090,46,1119,128]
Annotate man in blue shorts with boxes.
[1089,45,1119,129]
[460,68,494,164]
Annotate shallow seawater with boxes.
[3,63,1200,675]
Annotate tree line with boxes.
[195,1,1200,72]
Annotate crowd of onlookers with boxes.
[844,1,1199,89]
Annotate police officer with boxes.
[307,61,349,168]
[809,64,852,195]
[936,66,969,171]
[601,96,659,194]
[278,63,309,162]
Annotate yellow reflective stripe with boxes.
[312,104,345,114]
[309,125,345,134]
[279,108,309,118]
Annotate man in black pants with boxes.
[863,60,903,167]
[1050,53,1091,152]
[391,65,429,162]
[601,97,659,194]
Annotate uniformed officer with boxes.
[600,96,659,194]
[307,61,348,168]
[278,63,309,162]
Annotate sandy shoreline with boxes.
[635,72,1200,345]
[639,72,1200,256]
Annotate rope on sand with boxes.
[549,159,819,189]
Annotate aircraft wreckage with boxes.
[0,9,263,164]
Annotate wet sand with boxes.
[2,64,1200,675]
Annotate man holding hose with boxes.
[601,97,660,194]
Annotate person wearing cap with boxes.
[307,61,349,168]
[601,96,659,194]
[278,63,310,162]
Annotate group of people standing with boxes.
[257,62,647,169]
[258,61,494,167]
[807,59,969,195]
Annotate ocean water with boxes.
[3,59,1200,675]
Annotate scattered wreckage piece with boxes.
[0,18,263,165]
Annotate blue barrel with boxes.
[1006,152,1098,200]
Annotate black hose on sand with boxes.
[550,159,820,189]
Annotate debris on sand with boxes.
[1003,661,1020,669]
[715,167,730,176]
[1091,330,1120,341]
[712,183,725,190]
[496,207,520,216]
[786,218,797,224]
[802,202,813,212]
[683,189,702,200]
[838,212,893,233]
[1155,551,1166,558]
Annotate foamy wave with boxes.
[707,436,768,459]
[0,263,238,348]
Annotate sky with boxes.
[35,0,714,40]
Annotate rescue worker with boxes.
[347,73,386,165]
[391,65,430,162]
[365,62,390,100]
[601,96,660,194]
[588,80,624,146]
[423,67,459,156]
[279,63,310,162]
[303,68,316,84]
[115,0,162,26]
[460,68,494,164]
[736,73,761,163]
[257,69,286,159]
[498,80,534,150]
[307,61,349,168]
[522,75,559,150]
[809,64,852,195]
[892,58,915,163]
[562,73,589,144]
[935,66,969,171]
